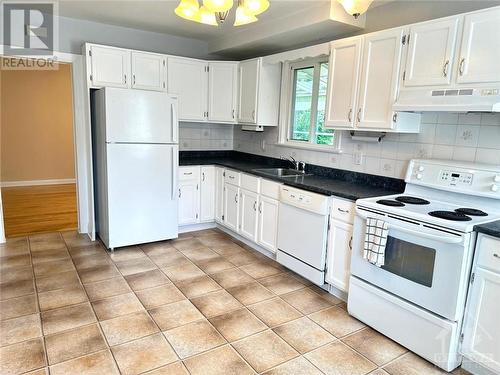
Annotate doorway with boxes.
[0,59,78,238]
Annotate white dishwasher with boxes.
[277,185,331,286]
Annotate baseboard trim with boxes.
[179,222,217,234]
[1,179,76,187]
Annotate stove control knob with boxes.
[492,184,499,192]
[416,173,423,180]
[418,166,424,172]
[494,175,500,183]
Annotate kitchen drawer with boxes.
[261,179,281,199]
[476,234,500,273]
[179,166,200,181]
[224,169,241,186]
[241,173,260,193]
[331,198,355,224]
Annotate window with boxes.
[288,58,334,146]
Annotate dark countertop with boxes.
[474,220,500,239]
[180,151,405,201]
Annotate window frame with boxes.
[278,56,342,153]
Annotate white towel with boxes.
[363,217,388,267]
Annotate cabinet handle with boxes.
[259,202,262,214]
[124,74,127,84]
[392,112,398,123]
[133,74,136,85]
[252,110,255,120]
[442,60,449,77]
[348,108,352,123]
[494,253,500,259]
[202,172,205,182]
[356,108,361,123]
[337,208,349,214]
[178,188,181,198]
[235,194,238,203]
[232,109,235,119]
[183,172,193,175]
[349,236,353,250]
[253,201,257,211]
[229,175,234,179]
[459,58,465,75]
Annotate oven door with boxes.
[351,207,473,321]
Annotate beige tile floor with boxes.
[0,229,470,375]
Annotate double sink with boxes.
[252,168,312,178]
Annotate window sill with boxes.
[275,142,343,154]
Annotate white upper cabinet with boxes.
[403,18,460,87]
[238,59,260,124]
[168,57,208,122]
[131,52,166,91]
[209,62,238,123]
[357,28,406,130]
[325,37,362,129]
[456,7,500,84]
[238,58,281,126]
[89,45,130,88]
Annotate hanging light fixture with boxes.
[234,3,257,26]
[337,0,373,19]
[174,0,269,26]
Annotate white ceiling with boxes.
[58,0,321,41]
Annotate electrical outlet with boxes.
[354,152,364,166]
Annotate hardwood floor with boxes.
[1,184,77,238]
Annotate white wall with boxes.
[233,113,500,179]
[179,123,233,151]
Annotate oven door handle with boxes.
[356,208,464,244]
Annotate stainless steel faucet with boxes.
[281,155,306,172]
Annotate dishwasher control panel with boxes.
[279,186,329,215]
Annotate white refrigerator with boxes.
[93,87,178,249]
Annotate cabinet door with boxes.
[404,18,459,87]
[131,52,166,91]
[325,220,353,292]
[223,183,240,232]
[168,57,208,121]
[462,267,500,374]
[456,8,500,84]
[357,28,405,130]
[209,62,238,123]
[200,166,215,222]
[178,179,199,225]
[325,37,362,129]
[238,59,259,124]
[90,45,130,88]
[257,196,279,253]
[239,189,259,241]
[215,168,225,223]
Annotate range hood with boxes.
[394,86,500,113]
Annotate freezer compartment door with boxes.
[105,143,178,248]
[102,88,178,144]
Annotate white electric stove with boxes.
[348,159,500,372]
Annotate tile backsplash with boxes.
[179,122,233,151]
[233,113,500,179]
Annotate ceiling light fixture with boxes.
[337,0,373,19]
[175,0,269,26]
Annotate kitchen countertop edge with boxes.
[474,220,500,239]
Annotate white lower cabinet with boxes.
[178,167,200,225]
[215,167,225,223]
[326,198,355,292]
[200,166,215,222]
[257,195,279,253]
[224,183,240,232]
[239,189,259,241]
[462,234,500,374]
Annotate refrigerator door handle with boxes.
[171,100,178,143]
[172,147,178,201]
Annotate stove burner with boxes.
[395,196,430,205]
[455,208,488,217]
[376,199,405,207]
[429,211,472,221]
